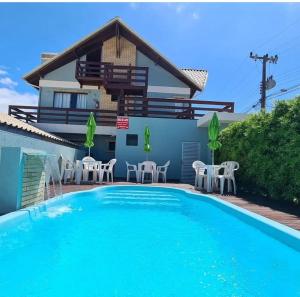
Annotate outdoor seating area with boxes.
[60,155,117,185]
[126,160,171,183]
[60,156,171,185]
[192,160,239,195]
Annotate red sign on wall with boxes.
[116,116,129,129]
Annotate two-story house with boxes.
[9,17,244,182]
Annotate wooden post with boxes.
[142,90,148,117]
[37,106,41,123]
[66,109,69,124]
[118,90,125,116]
[142,98,148,117]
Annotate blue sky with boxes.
[0,2,300,112]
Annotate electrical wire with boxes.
[267,84,300,100]
[274,67,300,80]
[256,16,300,53]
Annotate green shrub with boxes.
[217,97,300,204]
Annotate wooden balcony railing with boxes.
[8,106,117,126]
[75,61,149,90]
[118,97,234,119]
[8,98,234,126]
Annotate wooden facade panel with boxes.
[100,36,136,110]
[102,36,136,66]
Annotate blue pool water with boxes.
[0,186,300,297]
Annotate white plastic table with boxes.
[205,165,221,192]
[137,162,157,183]
[75,160,100,184]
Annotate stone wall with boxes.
[21,154,46,208]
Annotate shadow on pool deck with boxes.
[59,182,300,231]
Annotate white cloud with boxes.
[175,4,185,14]
[0,87,38,112]
[0,65,36,113]
[0,77,18,88]
[129,2,138,9]
[192,12,200,20]
[0,69,7,76]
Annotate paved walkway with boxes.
[60,182,300,231]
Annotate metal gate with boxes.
[180,142,200,184]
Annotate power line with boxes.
[267,33,300,55]
[244,83,300,114]
[217,55,249,97]
[242,97,261,114]
[274,66,300,80]
[224,61,262,107]
[235,18,300,114]
[221,56,258,99]
[254,16,300,53]
[223,18,300,104]
[267,83,300,100]
[275,76,300,87]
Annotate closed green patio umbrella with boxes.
[208,112,221,165]
[144,126,151,160]
[84,112,96,156]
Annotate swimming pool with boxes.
[0,186,299,297]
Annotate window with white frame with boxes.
[53,92,87,109]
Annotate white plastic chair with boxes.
[58,155,66,181]
[141,161,156,184]
[101,159,117,183]
[216,161,239,195]
[94,161,103,183]
[192,161,207,190]
[156,160,170,183]
[126,161,138,182]
[75,160,83,185]
[63,160,75,184]
[82,157,97,183]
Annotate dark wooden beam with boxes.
[116,22,120,58]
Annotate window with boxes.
[126,134,138,146]
[86,48,101,62]
[54,92,87,109]
[54,92,71,108]
[76,94,87,109]
[111,94,119,102]
[108,141,116,152]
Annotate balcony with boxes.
[8,99,234,126]
[118,97,234,118]
[8,106,117,126]
[75,61,149,96]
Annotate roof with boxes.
[24,17,207,92]
[181,69,208,91]
[197,112,248,127]
[0,113,76,146]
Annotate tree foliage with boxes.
[217,97,300,204]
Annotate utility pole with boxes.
[250,52,278,111]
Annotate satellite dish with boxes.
[266,75,276,90]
